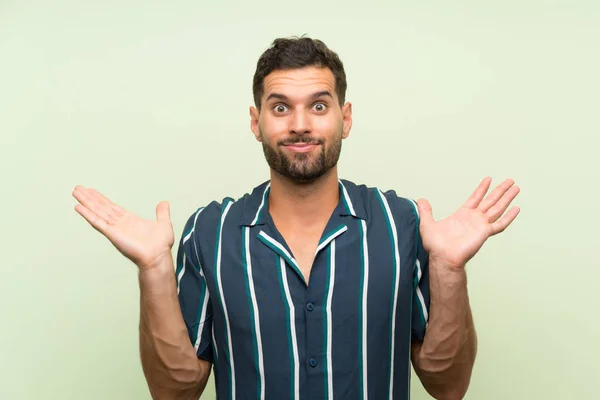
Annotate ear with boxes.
[341,102,353,139]
[249,106,262,142]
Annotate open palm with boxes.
[417,177,521,269]
[72,186,174,270]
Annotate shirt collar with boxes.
[239,178,367,227]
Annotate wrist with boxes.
[430,256,466,274]
[138,253,176,297]
[429,257,468,289]
[138,251,175,283]
[137,250,173,271]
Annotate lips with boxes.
[283,143,319,153]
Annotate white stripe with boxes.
[415,259,429,324]
[212,324,219,360]
[190,207,206,265]
[280,257,300,400]
[245,225,265,400]
[342,184,369,397]
[326,240,336,399]
[246,186,268,399]
[183,207,205,244]
[216,201,236,399]
[339,180,357,216]
[194,278,211,352]
[376,189,401,400]
[251,183,270,225]
[408,198,419,217]
[315,225,348,255]
[360,218,369,399]
[176,253,186,295]
[408,199,429,326]
[258,231,300,269]
[177,207,206,294]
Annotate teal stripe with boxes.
[254,187,270,224]
[345,183,367,397]
[175,253,184,278]
[318,224,346,247]
[176,207,204,278]
[340,182,352,215]
[376,191,398,399]
[192,281,207,350]
[407,280,413,400]
[408,198,421,270]
[357,218,366,397]
[242,227,261,399]
[213,200,233,400]
[408,199,427,326]
[276,256,295,400]
[258,233,305,285]
[414,285,427,327]
[322,245,332,398]
[413,269,419,290]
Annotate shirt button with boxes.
[309,358,317,367]
[306,302,314,312]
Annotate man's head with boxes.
[250,36,352,183]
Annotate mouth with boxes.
[282,142,320,153]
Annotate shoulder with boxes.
[340,178,419,223]
[180,180,270,238]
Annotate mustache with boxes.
[278,137,324,146]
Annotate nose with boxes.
[289,109,311,135]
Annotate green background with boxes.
[2,1,598,398]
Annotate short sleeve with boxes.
[175,207,214,362]
[410,201,431,342]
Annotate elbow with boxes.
[414,345,477,400]
[415,359,475,400]
[140,348,206,400]
[143,365,205,400]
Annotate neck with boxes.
[268,167,340,227]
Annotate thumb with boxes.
[156,201,171,223]
[417,198,434,227]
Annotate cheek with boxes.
[314,113,342,131]
[260,116,288,141]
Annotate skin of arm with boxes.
[138,253,212,400]
[410,260,477,400]
[411,177,519,399]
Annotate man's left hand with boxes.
[417,177,521,270]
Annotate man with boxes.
[73,37,520,400]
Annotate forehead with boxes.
[262,66,336,101]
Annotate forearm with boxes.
[411,260,477,400]
[138,254,210,400]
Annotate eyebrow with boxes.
[265,90,334,103]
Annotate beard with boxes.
[260,129,343,183]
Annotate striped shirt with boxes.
[175,179,431,400]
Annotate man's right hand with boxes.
[72,186,175,271]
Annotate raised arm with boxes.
[72,186,211,399]
[410,261,477,400]
[410,177,520,399]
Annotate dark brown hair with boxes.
[252,36,347,109]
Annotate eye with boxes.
[273,104,289,114]
[312,102,327,113]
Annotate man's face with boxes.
[250,66,352,183]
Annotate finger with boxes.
[416,198,435,227]
[491,206,520,235]
[156,201,171,223]
[88,188,125,217]
[74,203,108,234]
[72,187,113,223]
[463,177,492,208]
[486,185,520,222]
[479,178,515,213]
